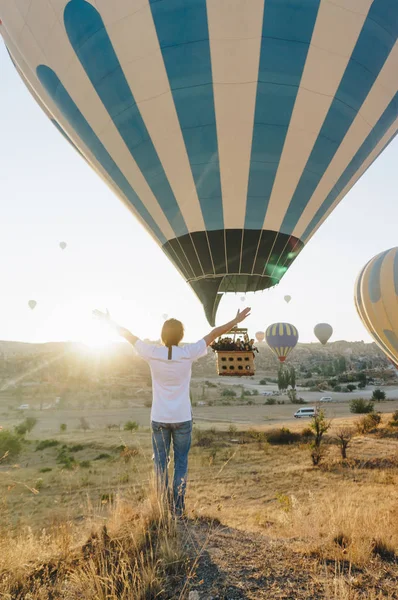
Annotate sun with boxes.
[72,318,120,352]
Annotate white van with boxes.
[319,396,332,402]
[294,407,317,418]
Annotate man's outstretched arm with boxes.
[93,309,139,346]
[203,307,251,347]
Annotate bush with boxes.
[301,427,314,441]
[228,424,237,435]
[124,420,139,432]
[94,453,111,460]
[70,444,84,452]
[391,410,398,423]
[372,389,386,401]
[14,417,37,436]
[333,385,342,392]
[357,413,382,434]
[79,460,91,469]
[80,417,90,431]
[60,423,67,432]
[350,398,375,414]
[287,389,305,404]
[266,428,301,445]
[0,430,23,461]
[221,389,236,398]
[358,381,366,389]
[264,397,276,405]
[36,439,59,451]
[39,467,52,473]
[251,389,259,396]
[347,384,357,392]
[259,378,267,385]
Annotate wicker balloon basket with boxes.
[212,327,256,377]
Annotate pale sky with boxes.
[0,43,397,346]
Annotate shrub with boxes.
[35,478,44,491]
[0,430,23,461]
[194,429,217,448]
[251,389,259,396]
[60,423,67,432]
[36,439,59,451]
[80,417,90,431]
[14,417,37,436]
[287,389,305,404]
[333,385,342,392]
[79,460,91,469]
[356,412,382,434]
[372,389,386,401]
[266,428,301,445]
[347,384,357,392]
[372,539,396,561]
[264,397,276,405]
[39,467,52,473]
[393,410,398,422]
[221,389,236,398]
[94,453,111,461]
[301,427,314,441]
[228,424,237,435]
[124,420,139,432]
[350,398,374,414]
[358,381,366,389]
[259,378,267,385]
[70,444,84,452]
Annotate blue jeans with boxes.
[151,420,192,516]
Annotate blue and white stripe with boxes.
[355,247,398,366]
[0,0,397,322]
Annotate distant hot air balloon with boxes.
[255,331,265,343]
[284,295,292,304]
[314,323,333,345]
[266,323,299,363]
[2,1,397,325]
[355,248,398,367]
[28,300,37,310]
[240,296,245,303]
[162,313,168,321]
[59,241,67,250]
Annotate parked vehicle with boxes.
[17,404,30,410]
[319,396,332,402]
[262,391,273,396]
[294,407,317,418]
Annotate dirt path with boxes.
[172,519,398,600]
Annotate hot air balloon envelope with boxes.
[2,1,397,325]
[266,323,299,363]
[314,323,333,345]
[59,242,67,250]
[162,313,168,321]
[355,248,398,367]
[28,300,37,310]
[255,331,265,343]
[284,295,292,304]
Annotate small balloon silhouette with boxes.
[28,300,37,310]
[59,242,67,250]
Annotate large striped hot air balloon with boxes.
[266,322,299,363]
[355,248,398,367]
[1,1,397,325]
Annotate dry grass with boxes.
[1,421,398,597]
[0,490,188,599]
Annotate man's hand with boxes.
[93,309,111,322]
[235,307,251,325]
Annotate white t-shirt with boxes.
[134,339,208,423]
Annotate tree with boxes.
[347,384,356,392]
[14,417,37,436]
[60,423,67,432]
[309,410,331,466]
[335,427,354,459]
[290,366,296,390]
[358,381,366,389]
[372,389,386,401]
[259,378,267,385]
